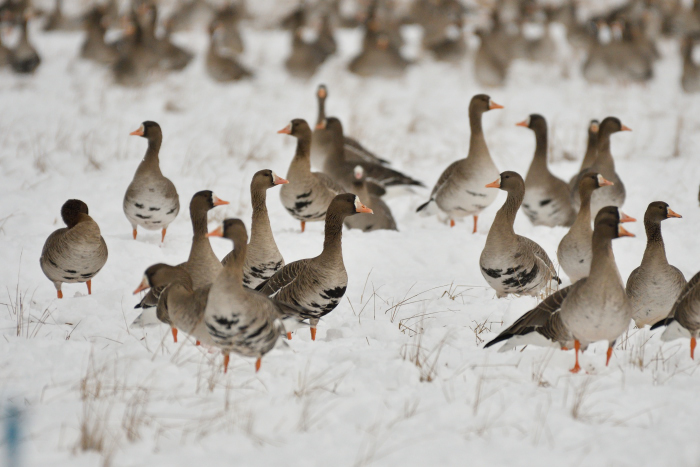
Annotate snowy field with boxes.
[3,11,700,467]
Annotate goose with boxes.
[651,272,700,359]
[485,206,634,371]
[112,12,157,86]
[311,84,389,170]
[681,35,700,93]
[157,16,194,72]
[206,20,252,82]
[123,121,180,242]
[285,27,326,79]
[10,17,40,74]
[278,119,344,233]
[0,27,11,67]
[167,0,213,32]
[567,120,599,192]
[205,219,308,373]
[518,114,576,227]
[319,117,423,190]
[417,94,501,232]
[571,116,630,218]
[626,202,686,328]
[40,200,108,299]
[480,171,561,298]
[209,3,244,55]
[348,31,410,77]
[222,170,288,289]
[344,165,397,232]
[258,194,373,340]
[43,0,81,31]
[80,6,119,65]
[316,13,336,58]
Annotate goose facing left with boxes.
[123,121,180,242]
[40,199,108,298]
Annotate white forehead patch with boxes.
[354,166,363,178]
[354,196,362,209]
[596,174,605,185]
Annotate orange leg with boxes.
[606,346,613,366]
[195,340,201,346]
[86,280,92,295]
[161,228,167,243]
[132,228,137,240]
[287,332,292,340]
[310,327,317,341]
[223,353,230,373]
[570,340,582,373]
[691,337,697,360]
[561,346,569,351]
[171,327,178,343]
[301,221,306,233]
[57,290,63,299]
[255,358,261,372]
[449,219,455,228]
[472,216,478,234]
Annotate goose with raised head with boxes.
[479,171,560,298]
[279,119,344,233]
[206,20,252,82]
[124,121,180,242]
[258,194,373,340]
[651,272,700,359]
[348,32,410,77]
[222,170,288,289]
[285,27,326,79]
[40,200,108,299]
[344,165,397,232]
[80,6,119,65]
[626,202,686,328]
[417,94,501,233]
[568,120,599,192]
[517,114,575,227]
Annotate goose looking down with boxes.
[626,202,686,328]
[417,94,501,233]
[517,114,576,227]
[568,120,599,192]
[344,165,397,232]
[311,84,389,170]
[40,199,108,299]
[278,119,345,233]
[480,171,561,299]
[651,271,700,359]
[222,170,288,289]
[124,121,180,242]
[10,17,41,74]
[205,219,308,373]
[557,174,633,283]
[485,206,634,372]
[258,194,373,340]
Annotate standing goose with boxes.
[626,202,686,328]
[258,194,373,340]
[10,17,41,74]
[222,170,288,289]
[123,121,180,242]
[205,219,307,373]
[40,200,108,298]
[319,117,424,189]
[311,84,388,169]
[344,165,397,232]
[571,117,631,217]
[205,20,252,82]
[417,94,501,233]
[348,32,410,77]
[278,119,344,233]
[80,6,119,65]
[479,171,560,298]
[517,114,576,227]
[651,272,700,359]
[568,120,599,192]
[285,27,326,79]
[681,36,700,93]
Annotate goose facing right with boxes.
[344,165,397,232]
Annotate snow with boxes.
[2,14,700,467]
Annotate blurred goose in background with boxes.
[568,120,599,192]
[473,14,512,87]
[0,28,11,67]
[344,165,397,232]
[112,11,157,86]
[209,3,244,55]
[123,121,179,242]
[40,200,108,299]
[417,94,501,232]
[80,6,118,65]
[316,12,336,58]
[285,26,327,79]
[626,202,686,328]
[651,272,700,359]
[157,17,194,71]
[480,171,560,299]
[10,16,40,74]
[681,35,700,93]
[418,0,466,61]
[167,0,213,32]
[279,119,344,233]
[348,31,410,77]
[43,0,81,31]
[517,114,575,227]
[258,194,373,340]
[206,20,252,82]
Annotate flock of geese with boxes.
[37,84,700,374]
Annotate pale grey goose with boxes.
[257,194,373,340]
[278,119,345,233]
[417,94,501,233]
[344,165,397,232]
[626,202,686,328]
[517,114,576,227]
[123,121,180,242]
[651,272,700,359]
[479,171,561,299]
[40,200,108,298]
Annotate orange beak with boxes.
[485,178,501,188]
[598,176,614,187]
[621,124,632,132]
[667,208,682,218]
[130,127,144,136]
[207,226,224,237]
[213,196,230,206]
[515,120,528,127]
[620,212,636,223]
[133,277,150,294]
[277,123,292,134]
[315,120,327,130]
[273,174,289,185]
[489,101,504,110]
[618,225,635,237]
[318,87,327,99]
[356,203,373,214]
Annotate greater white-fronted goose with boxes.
[285,27,326,79]
[278,119,344,233]
[626,202,686,328]
[0,30,10,67]
[167,0,214,32]
[43,0,81,31]
[206,20,252,82]
[222,170,288,289]
[319,117,423,190]
[123,121,180,242]
[681,35,700,93]
[567,120,599,192]
[517,114,576,227]
[348,31,410,78]
[258,194,373,340]
[209,3,244,55]
[480,171,560,298]
[571,116,630,218]
[485,206,634,369]
[311,84,389,170]
[344,165,397,232]
[205,219,307,373]
[112,12,157,86]
[40,200,108,298]
[417,94,501,232]
[651,272,700,359]
[80,6,119,65]
[10,17,40,74]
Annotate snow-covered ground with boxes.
[2,14,700,467]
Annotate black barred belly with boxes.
[482,262,539,293]
[297,285,347,318]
